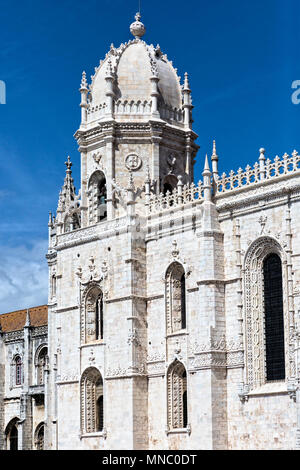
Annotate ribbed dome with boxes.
[89,39,183,111]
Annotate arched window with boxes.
[80,367,104,434]
[85,286,104,343]
[15,356,22,386]
[5,418,19,450]
[36,347,47,385]
[165,262,186,334]
[88,171,107,224]
[51,274,56,298]
[263,253,285,381]
[34,423,45,450]
[244,237,288,389]
[64,211,80,233]
[167,361,188,430]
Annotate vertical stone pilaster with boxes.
[105,133,115,219]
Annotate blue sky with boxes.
[0,0,299,312]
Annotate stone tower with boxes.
[45,12,300,451]
[46,13,202,450]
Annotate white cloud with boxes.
[0,239,48,314]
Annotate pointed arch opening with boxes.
[88,170,107,224]
[244,236,288,389]
[80,367,104,434]
[34,422,45,450]
[35,346,48,385]
[85,286,104,343]
[64,211,80,232]
[167,361,188,430]
[165,262,186,334]
[5,418,19,450]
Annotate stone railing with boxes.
[216,150,300,194]
[87,102,107,119]
[115,99,152,115]
[147,181,204,214]
[159,104,184,123]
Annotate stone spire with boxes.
[202,154,212,202]
[79,71,88,126]
[56,156,76,213]
[211,140,219,181]
[130,12,146,39]
[182,72,192,128]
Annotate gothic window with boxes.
[15,356,22,386]
[167,361,188,430]
[5,418,19,450]
[85,286,104,343]
[64,211,80,233]
[88,171,107,225]
[80,367,104,434]
[34,423,45,450]
[165,262,186,334]
[51,274,56,298]
[263,253,285,381]
[244,237,288,389]
[36,347,47,385]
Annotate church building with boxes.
[1,13,300,450]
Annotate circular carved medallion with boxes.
[125,154,142,171]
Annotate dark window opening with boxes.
[183,390,188,428]
[15,357,22,385]
[96,395,104,432]
[263,253,285,381]
[95,295,104,340]
[163,183,174,195]
[181,273,186,329]
[9,425,18,450]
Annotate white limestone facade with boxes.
[1,13,300,450]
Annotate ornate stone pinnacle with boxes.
[80,71,88,89]
[105,58,113,77]
[65,156,72,173]
[203,154,211,173]
[212,140,218,160]
[183,72,190,90]
[130,12,146,39]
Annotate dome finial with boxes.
[130,12,146,39]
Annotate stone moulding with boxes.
[55,216,128,250]
[216,176,300,213]
[188,337,244,370]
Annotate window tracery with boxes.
[85,286,104,343]
[34,423,45,450]
[36,347,48,385]
[13,355,23,386]
[80,367,104,434]
[165,262,186,334]
[167,361,188,430]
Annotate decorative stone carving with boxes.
[125,153,142,171]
